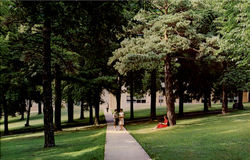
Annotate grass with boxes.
[124,103,235,120]
[0,106,105,134]
[0,126,106,160]
[126,103,250,160]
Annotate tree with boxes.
[214,0,249,113]
[110,0,218,126]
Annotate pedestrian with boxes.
[106,103,109,112]
[119,108,125,130]
[113,109,119,130]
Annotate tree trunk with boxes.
[248,92,250,102]
[21,111,25,120]
[150,69,157,120]
[238,91,244,110]
[89,103,94,125]
[116,76,122,112]
[42,4,55,147]
[0,104,2,119]
[203,92,208,112]
[178,81,184,117]
[130,72,134,120]
[3,98,9,135]
[38,101,42,114]
[55,64,62,130]
[80,99,84,119]
[25,100,32,127]
[208,93,212,108]
[222,85,228,114]
[164,57,176,126]
[20,99,26,120]
[115,77,121,112]
[67,93,74,123]
[94,95,100,126]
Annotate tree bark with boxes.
[80,99,84,119]
[20,99,26,120]
[150,69,156,120]
[164,57,176,126]
[222,85,228,114]
[54,64,62,130]
[130,72,134,120]
[38,101,42,114]
[3,98,9,135]
[89,103,94,125]
[67,93,74,123]
[0,104,2,119]
[208,93,212,108]
[238,91,244,110]
[116,76,122,112]
[42,4,55,147]
[178,81,184,117]
[115,77,121,112]
[94,94,100,126]
[203,92,208,112]
[21,111,25,120]
[25,100,32,127]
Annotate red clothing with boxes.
[156,119,168,128]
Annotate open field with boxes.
[124,102,235,120]
[0,102,237,133]
[126,103,250,160]
[0,105,105,134]
[0,126,106,160]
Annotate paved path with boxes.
[104,110,151,160]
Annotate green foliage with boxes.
[214,0,249,92]
[110,0,219,74]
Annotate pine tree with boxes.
[110,0,219,126]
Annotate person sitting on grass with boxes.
[155,115,168,129]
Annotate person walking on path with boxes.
[104,108,151,160]
[119,108,125,130]
[106,103,109,112]
[113,109,119,130]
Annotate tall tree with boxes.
[42,3,55,147]
[215,0,249,113]
[110,0,218,126]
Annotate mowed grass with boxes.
[0,106,105,133]
[126,103,250,160]
[1,126,106,160]
[125,103,234,120]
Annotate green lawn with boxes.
[125,103,234,120]
[0,106,105,134]
[126,103,250,160]
[1,126,106,160]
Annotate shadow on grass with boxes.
[1,126,106,160]
[0,113,44,125]
[1,115,106,136]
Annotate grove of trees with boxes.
[0,0,249,148]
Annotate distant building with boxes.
[101,90,249,111]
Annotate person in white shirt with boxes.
[119,109,125,130]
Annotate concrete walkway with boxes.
[104,110,151,160]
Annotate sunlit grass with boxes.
[126,103,250,160]
[125,103,235,119]
[0,106,105,133]
[1,126,106,160]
